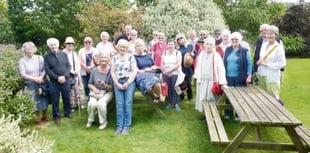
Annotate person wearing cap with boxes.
[214,29,222,45]
[63,37,83,112]
[96,31,116,57]
[223,32,252,119]
[175,33,196,102]
[44,38,72,124]
[256,25,286,105]
[19,42,49,125]
[78,36,98,103]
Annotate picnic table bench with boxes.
[203,85,309,153]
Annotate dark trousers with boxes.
[162,74,179,104]
[49,80,71,119]
[82,74,90,96]
[180,75,193,100]
[225,76,247,117]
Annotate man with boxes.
[253,24,269,73]
[214,29,222,45]
[113,24,132,46]
[44,38,72,124]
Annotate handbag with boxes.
[211,53,223,95]
[89,91,106,100]
[38,81,49,96]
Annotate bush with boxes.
[142,0,226,40]
[280,34,305,57]
[274,3,310,57]
[0,115,54,153]
[0,49,34,124]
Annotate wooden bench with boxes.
[295,125,310,150]
[203,102,229,145]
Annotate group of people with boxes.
[18,23,286,135]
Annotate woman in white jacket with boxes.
[194,37,227,113]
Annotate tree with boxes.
[0,1,14,43]
[8,0,83,51]
[142,0,226,40]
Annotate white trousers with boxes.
[87,92,113,124]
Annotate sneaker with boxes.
[86,121,92,128]
[165,104,173,110]
[234,117,240,121]
[175,104,181,111]
[121,128,129,135]
[224,115,231,119]
[71,109,75,113]
[98,121,108,130]
[113,129,122,136]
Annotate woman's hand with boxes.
[116,83,124,90]
[246,76,252,84]
[122,82,129,90]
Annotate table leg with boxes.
[255,126,261,141]
[223,125,251,153]
[285,126,306,153]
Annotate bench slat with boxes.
[203,102,229,144]
[296,126,310,148]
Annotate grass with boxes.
[31,58,310,153]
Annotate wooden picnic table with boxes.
[220,85,308,153]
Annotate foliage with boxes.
[0,1,14,43]
[0,115,54,153]
[76,2,143,44]
[274,3,310,57]
[213,0,286,40]
[0,49,34,124]
[7,0,83,53]
[142,0,226,40]
[280,34,305,56]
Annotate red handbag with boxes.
[211,53,223,95]
[160,82,168,96]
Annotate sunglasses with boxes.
[177,37,183,41]
[66,43,74,45]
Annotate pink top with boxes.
[151,43,167,66]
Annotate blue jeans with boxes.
[82,74,90,96]
[162,74,179,104]
[113,80,136,129]
[225,76,247,117]
[49,80,71,119]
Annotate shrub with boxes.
[0,49,34,124]
[0,115,54,153]
[142,0,226,40]
[280,34,305,57]
[274,3,310,57]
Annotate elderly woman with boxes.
[63,36,83,111]
[256,25,286,105]
[194,37,227,116]
[96,31,116,57]
[134,38,161,100]
[176,33,195,102]
[86,52,114,130]
[151,32,167,67]
[19,42,49,125]
[161,39,182,111]
[111,39,138,136]
[219,29,231,55]
[223,32,252,119]
[78,36,98,101]
[128,29,139,54]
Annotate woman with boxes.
[175,33,195,102]
[151,32,167,67]
[86,52,114,130]
[63,36,83,111]
[134,38,161,101]
[194,37,227,114]
[111,39,138,136]
[128,29,139,54]
[223,32,252,119]
[18,42,49,125]
[96,31,116,57]
[161,39,182,111]
[78,36,98,101]
[256,25,286,105]
[219,29,231,55]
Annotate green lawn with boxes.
[32,58,310,153]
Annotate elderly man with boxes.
[44,38,72,124]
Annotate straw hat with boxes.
[183,52,194,68]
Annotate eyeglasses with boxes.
[153,34,157,36]
[260,29,266,32]
[66,43,74,45]
[177,37,183,41]
[158,38,164,40]
[84,41,91,44]
[231,38,238,41]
